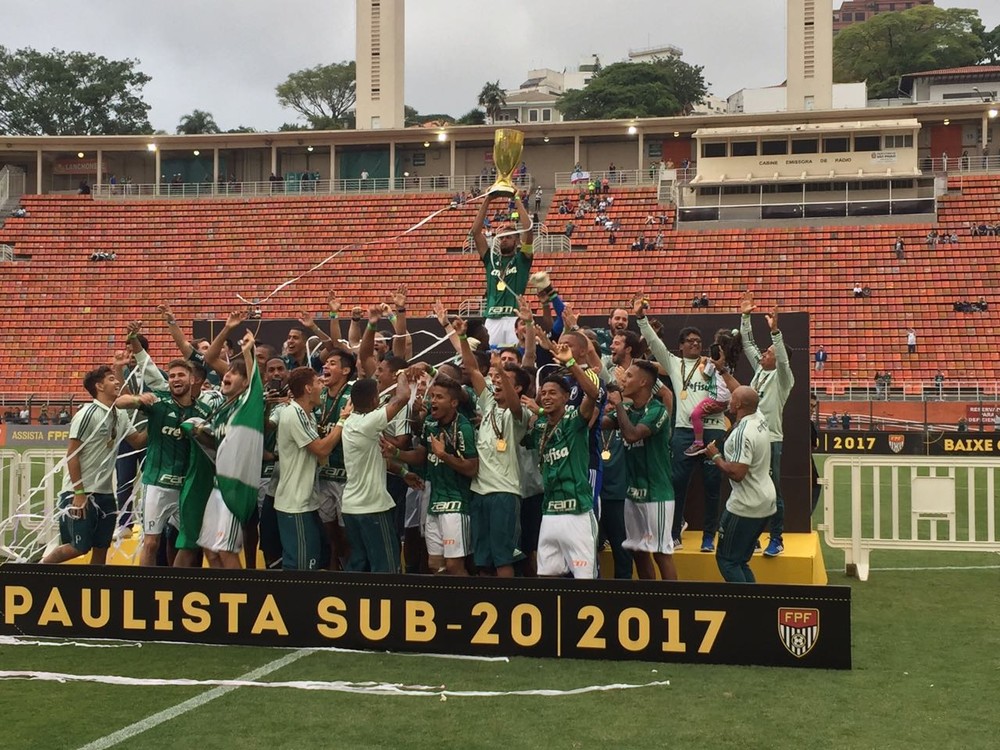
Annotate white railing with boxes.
[926,154,1000,175]
[0,244,13,262]
[0,166,25,209]
[813,380,1000,401]
[821,455,1000,580]
[554,168,665,189]
[93,173,534,200]
[0,449,62,561]
[459,297,485,318]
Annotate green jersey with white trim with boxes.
[526,407,592,515]
[483,246,532,318]
[422,413,477,515]
[623,398,674,504]
[139,391,196,489]
[316,382,352,482]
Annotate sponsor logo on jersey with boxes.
[542,446,570,464]
[778,607,819,658]
[546,498,578,513]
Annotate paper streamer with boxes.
[0,670,670,698]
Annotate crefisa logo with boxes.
[888,434,905,454]
[778,607,819,658]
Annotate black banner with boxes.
[0,565,851,669]
[818,429,1000,456]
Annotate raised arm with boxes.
[632,294,675,367]
[347,305,364,351]
[739,290,764,365]
[472,194,494,257]
[514,195,533,248]
[768,305,794,390]
[554,342,598,407]
[358,305,382,377]
[297,308,334,360]
[493,352,525,421]
[453,317,487,396]
[157,303,194,358]
[390,285,413,361]
[205,310,245,377]
[608,390,651,444]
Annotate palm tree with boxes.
[176,109,221,135]
[477,81,507,124]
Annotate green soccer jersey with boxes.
[483,246,532,318]
[527,407,593,515]
[422,413,477,515]
[140,391,196,489]
[623,398,674,504]
[316,382,351,482]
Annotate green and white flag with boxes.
[215,364,265,524]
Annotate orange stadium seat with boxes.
[1,184,998,398]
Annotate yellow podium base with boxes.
[599,531,828,585]
[73,529,828,585]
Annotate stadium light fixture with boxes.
[437,132,447,142]
[673,131,680,137]
[77,152,84,158]
[990,108,999,119]
[147,143,157,152]
[423,141,430,148]
[403,171,410,177]
[943,119,950,126]
[627,125,638,135]
[307,146,314,152]
[193,150,200,156]
[543,134,550,142]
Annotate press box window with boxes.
[701,142,727,158]
[731,141,757,157]
[791,139,818,155]
[854,135,881,152]
[823,138,850,153]
[762,140,788,155]
[883,134,913,148]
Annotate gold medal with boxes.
[601,449,611,461]
[680,389,688,400]
[496,438,507,453]
[496,280,507,292]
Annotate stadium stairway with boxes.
[1,187,999,398]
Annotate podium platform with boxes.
[74,529,828,585]
[599,531,827,584]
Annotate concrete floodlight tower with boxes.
[786,0,833,111]
[355,0,404,129]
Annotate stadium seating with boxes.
[1,180,998,398]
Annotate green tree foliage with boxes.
[982,24,1000,65]
[556,58,708,120]
[225,125,258,134]
[276,61,356,129]
[456,108,486,126]
[833,6,986,99]
[477,81,506,123]
[176,109,220,135]
[0,46,152,135]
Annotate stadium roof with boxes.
[901,65,1000,79]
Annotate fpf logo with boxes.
[778,607,820,658]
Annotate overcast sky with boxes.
[3,0,998,132]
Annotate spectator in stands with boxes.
[38,407,50,425]
[78,180,91,196]
[57,407,70,424]
[814,345,827,371]
[3,408,13,423]
[949,231,959,244]
[691,294,710,309]
[934,370,945,400]
[518,161,527,185]
[534,186,542,212]
[994,412,1000,432]
[18,406,29,424]
[12,206,27,218]
[654,231,664,249]
[632,234,646,250]
[926,230,938,248]
[564,221,575,238]
[874,371,886,398]
[973,296,989,312]
[906,328,917,355]
[893,236,905,259]
[841,413,852,430]
[601,176,610,195]
[957,418,968,433]
[853,283,863,298]
[827,412,839,429]
[608,231,616,245]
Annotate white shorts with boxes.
[197,488,243,553]
[484,316,518,349]
[405,482,431,531]
[142,485,179,535]
[622,500,675,555]
[424,512,471,559]
[313,479,345,525]
[537,511,598,579]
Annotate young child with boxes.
[684,328,743,456]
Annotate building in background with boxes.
[833,0,934,34]
[728,82,867,114]
[355,0,405,130]
[898,66,1000,105]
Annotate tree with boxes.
[276,61,356,129]
[556,58,708,120]
[226,125,258,134]
[456,108,486,126]
[982,23,1000,65]
[477,81,506,123]
[176,109,220,135]
[833,6,986,99]
[0,46,152,135]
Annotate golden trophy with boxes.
[487,128,525,198]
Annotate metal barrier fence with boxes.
[0,449,62,560]
[820,455,1000,580]
[92,173,534,200]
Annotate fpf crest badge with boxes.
[778,607,819,658]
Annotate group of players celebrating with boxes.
[44,193,793,583]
